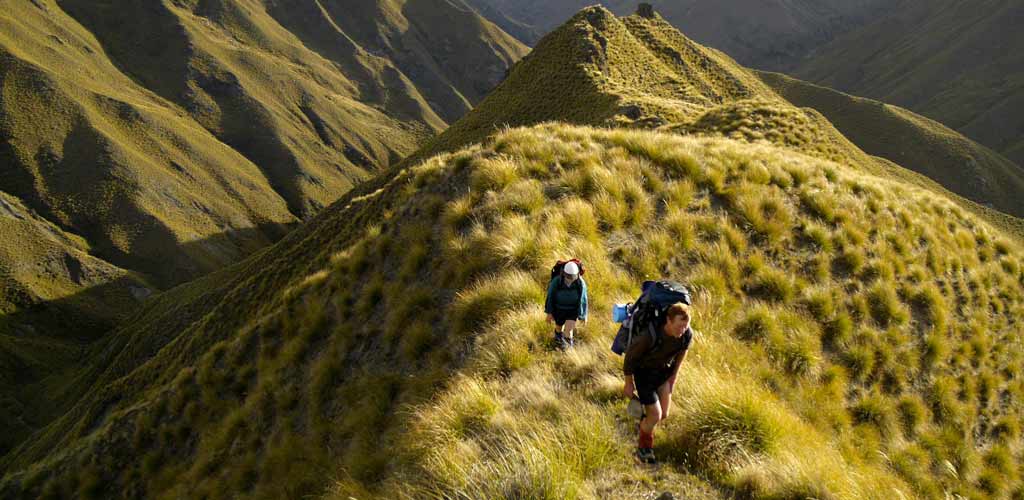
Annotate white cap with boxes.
[564,261,580,275]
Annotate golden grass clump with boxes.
[470,156,523,192]
[452,271,545,337]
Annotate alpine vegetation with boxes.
[1,5,1022,500]
[3,123,1021,499]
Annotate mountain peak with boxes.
[636,2,657,19]
[571,4,616,24]
[409,5,864,170]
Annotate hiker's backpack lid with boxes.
[640,280,691,307]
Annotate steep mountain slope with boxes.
[6,125,1023,499]
[1,0,526,288]
[0,0,525,459]
[468,0,1024,171]
[792,0,1024,166]
[2,7,1023,500]
[758,71,1024,219]
[413,6,880,171]
[0,192,149,457]
[412,6,1024,236]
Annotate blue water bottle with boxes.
[612,303,630,323]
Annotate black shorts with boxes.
[635,369,672,406]
[552,308,579,326]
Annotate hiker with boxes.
[544,260,588,350]
[623,301,693,464]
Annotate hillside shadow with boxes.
[0,221,297,460]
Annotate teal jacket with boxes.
[545,276,588,320]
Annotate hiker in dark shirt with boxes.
[623,302,692,464]
[544,261,588,350]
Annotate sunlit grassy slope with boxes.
[468,0,1024,172]
[4,123,1022,499]
[0,0,525,453]
[0,0,526,288]
[409,7,888,172]
[791,0,1024,167]
[3,6,1023,500]
[405,7,1023,239]
[757,70,1024,220]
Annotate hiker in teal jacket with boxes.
[545,261,588,350]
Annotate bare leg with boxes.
[657,381,673,420]
[640,402,662,434]
[562,319,577,340]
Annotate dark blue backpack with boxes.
[610,280,691,355]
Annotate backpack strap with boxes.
[647,322,661,350]
[626,321,660,356]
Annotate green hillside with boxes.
[466,0,1024,187]
[757,70,1024,220]
[0,0,525,460]
[0,191,149,457]
[0,0,526,289]
[411,7,878,170]
[5,124,1023,498]
[2,7,1023,500]
[792,0,1024,167]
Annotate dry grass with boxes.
[7,123,1023,500]
[5,5,1024,498]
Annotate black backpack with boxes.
[611,280,691,355]
[550,259,585,279]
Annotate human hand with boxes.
[623,380,635,399]
[546,314,553,324]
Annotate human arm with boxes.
[578,278,588,323]
[622,332,652,397]
[623,374,635,398]
[623,332,652,376]
[544,277,557,316]
[666,330,693,389]
[667,349,687,389]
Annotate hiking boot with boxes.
[635,447,656,464]
[566,336,575,349]
[554,332,567,350]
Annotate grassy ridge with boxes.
[792,0,1024,166]
[4,125,1022,498]
[3,5,1023,499]
[758,70,1024,219]
[409,6,1024,241]
[407,7,875,171]
[0,191,148,457]
[0,0,525,461]
[468,0,1024,171]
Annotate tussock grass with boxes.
[850,393,898,437]
[471,156,522,192]
[665,382,784,471]
[452,272,545,337]
[335,126,1020,499]
[743,262,798,303]
[727,184,795,246]
[865,283,910,327]
[10,121,1024,500]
